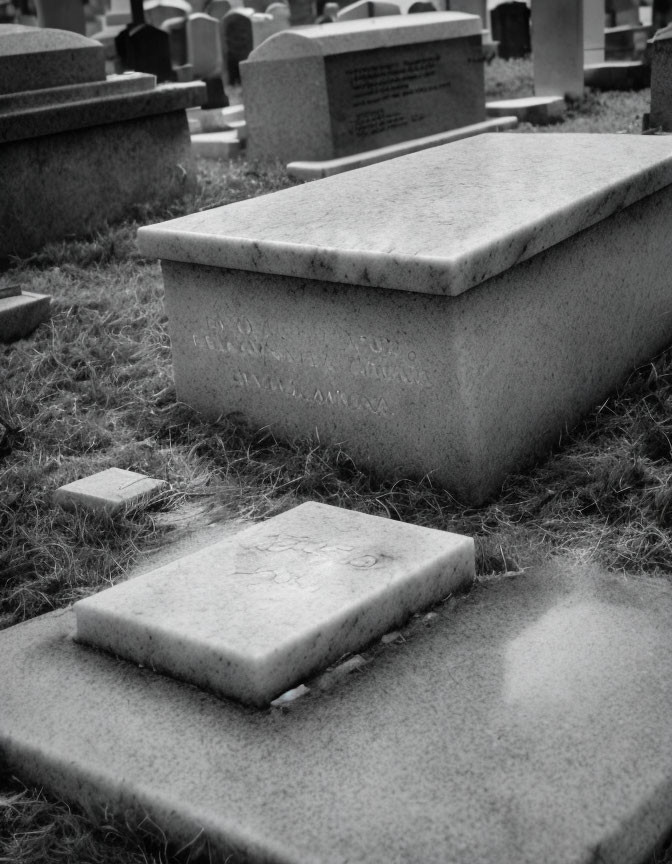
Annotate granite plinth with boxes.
[241,12,486,162]
[286,116,518,179]
[0,71,155,114]
[54,468,168,514]
[1,110,195,260]
[0,292,51,342]
[2,560,672,863]
[138,134,672,503]
[0,81,206,145]
[191,130,241,159]
[485,95,565,124]
[0,25,105,96]
[584,60,650,90]
[74,502,474,705]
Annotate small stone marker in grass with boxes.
[241,12,486,163]
[54,467,168,515]
[0,291,51,342]
[74,502,474,706]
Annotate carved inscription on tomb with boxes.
[190,312,431,419]
[243,533,380,570]
[325,38,482,155]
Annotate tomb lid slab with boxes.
[73,502,475,706]
[0,24,106,96]
[247,10,480,59]
[137,132,672,297]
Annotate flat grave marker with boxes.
[74,502,475,705]
[55,467,168,514]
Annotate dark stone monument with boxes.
[490,1,530,58]
[222,8,254,84]
[490,0,532,60]
[647,24,672,130]
[115,0,175,82]
[653,0,672,30]
[409,2,438,11]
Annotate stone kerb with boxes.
[138,134,672,503]
[241,11,486,162]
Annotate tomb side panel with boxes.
[160,262,475,490]
[324,36,486,157]
[241,55,333,162]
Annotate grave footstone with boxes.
[54,467,169,514]
[2,558,672,862]
[532,0,583,100]
[116,0,175,80]
[74,502,474,705]
[138,134,672,503]
[241,12,486,163]
[490,1,529,58]
[0,290,51,342]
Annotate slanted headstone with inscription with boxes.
[241,12,486,162]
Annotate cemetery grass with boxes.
[2,63,672,864]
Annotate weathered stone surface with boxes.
[2,559,672,863]
[532,0,583,99]
[0,25,105,96]
[54,468,168,514]
[0,110,196,260]
[286,116,517,179]
[74,502,474,705]
[583,0,605,64]
[0,292,51,342]
[0,71,155,114]
[241,12,485,162]
[190,129,241,158]
[137,134,672,502]
[649,25,672,130]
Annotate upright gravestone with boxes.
[653,0,672,29]
[490,1,530,58]
[606,0,639,25]
[251,5,291,45]
[288,0,316,22]
[337,0,401,19]
[187,11,223,76]
[222,7,254,82]
[34,0,86,33]
[241,12,486,163]
[647,24,672,130]
[116,0,175,80]
[144,0,193,27]
[584,0,605,64]
[532,0,583,100]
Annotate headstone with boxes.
[648,24,672,130]
[408,2,437,10]
[162,15,189,67]
[532,0,583,100]
[54,468,169,514]
[106,0,132,26]
[0,24,106,96]
[144,0,193,27]
[337,0,401,19]
[250,7,290,45]
[489,1,530,58]
[606,0,639,25]
[222,6,254,82]
[74,502,475,705]
[204,0,233,18]
[288,0,316,22]
[583,0,605,64]
[448,0,487,28]
[186,11,223,76]
[34,0,86,33]
[115,0,175,80]
[137,134,672,504]
[241,12,486,163]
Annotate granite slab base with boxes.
[191,130,241,160]
[2,559,672,863]
[584,61,650,90]
[486,96,565,124]
[0,292,51,342]
[74,503,474,705]
[0,111,195,260]
[286,116,518,180]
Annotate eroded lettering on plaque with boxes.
[240,534,380,572]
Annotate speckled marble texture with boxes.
[54,468,168,514]
[0,25,105,96]
[138,134,672,297]
[2,559,672,863]
[74,502,474,705]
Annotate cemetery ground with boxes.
[2,58,672,863]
